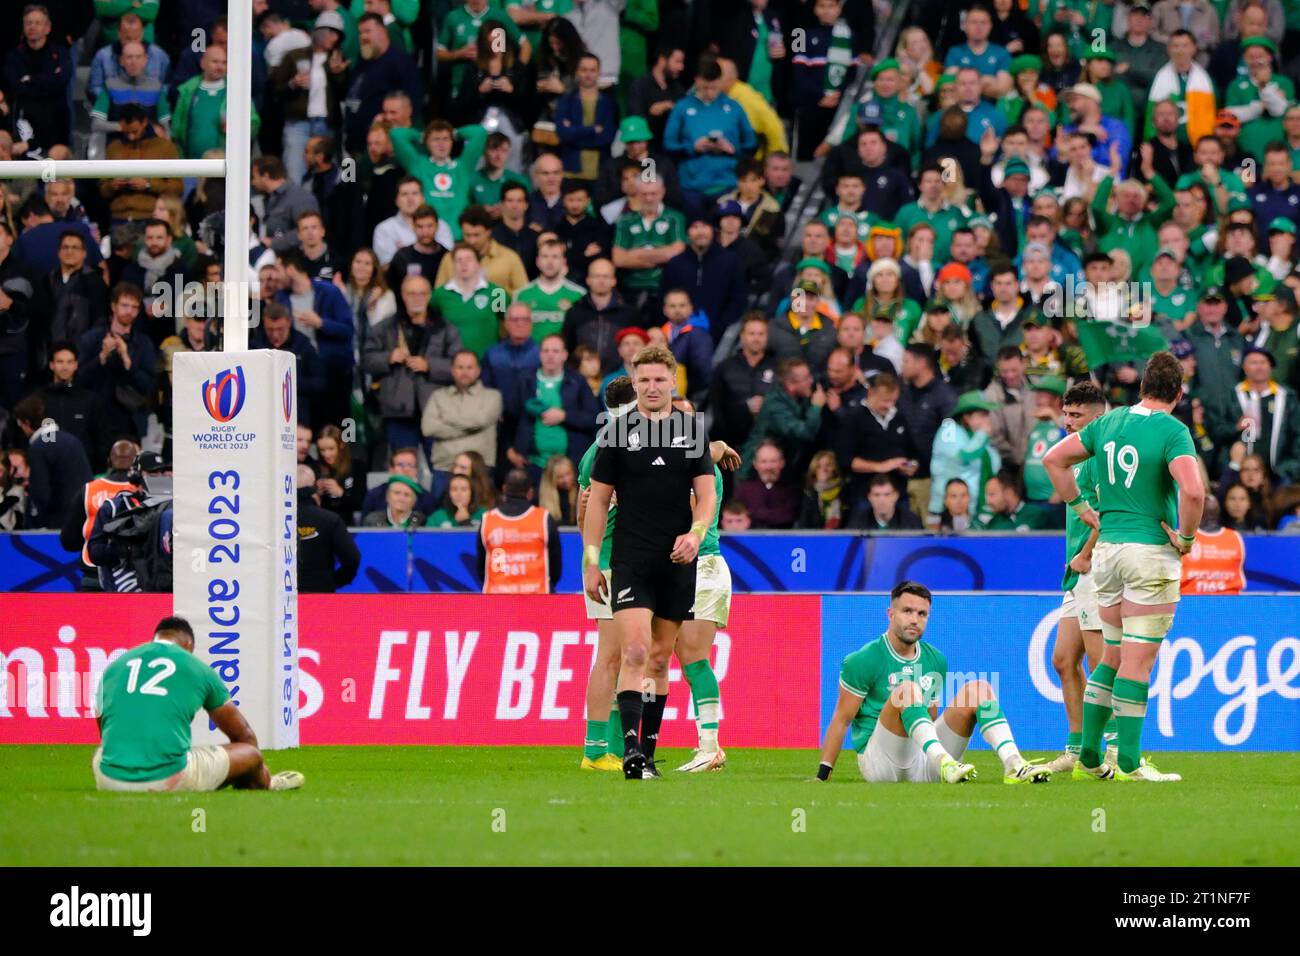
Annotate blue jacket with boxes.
[664,91,756,196]
[1013,241,1084,286]
[661,312,714,396]
[88,43,171,105]
[554,89,617,175]
[660,243,749,342]
[275,280,355,372]
[925,102,1006,147]
[481,338,541,417]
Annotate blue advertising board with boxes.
[2,530,1298,594]
[820,595,1300,752]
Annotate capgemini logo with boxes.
[202,366,247,424]
[282,368,293,423]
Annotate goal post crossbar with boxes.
[0,160,227,179]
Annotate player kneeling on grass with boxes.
[93,616,303,793]
[815,581,1050,785]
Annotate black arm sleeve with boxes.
[547,514,562,591]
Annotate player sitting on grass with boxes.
[816,581,1051,785]
[1044,351,1204,782]
[93,616,303,793]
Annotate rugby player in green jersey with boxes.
[1044,351,1205,782]
[816,581,1051,785]
[93,617,303,792]
[1042,380,1117,773]
[669,396,740,774]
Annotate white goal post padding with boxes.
[0,3,299,748]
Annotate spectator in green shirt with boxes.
[426,473,488,528]
[432,243,509,358]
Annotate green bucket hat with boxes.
[386,474,424,496]
[619,115,653,143]
[871,57,901,79]
[796,256,832,276]
[1241,36,1279,58]
[1269,217,1297,235]
[1010,54,1042,75]
[1082,47,1116,62]
[1031,374,1067,397]
[951,391,999,418]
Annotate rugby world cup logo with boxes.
[282,368,293,423]
[202,366,247,424]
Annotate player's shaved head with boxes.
[154,616,195,651]
[109,439,140,471]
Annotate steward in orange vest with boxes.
[476,469,562,594]
[1180,526,1246,595]
[58,440,140,589]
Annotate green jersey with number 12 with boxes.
[1076,405,1196,546]
[96,640,229,782]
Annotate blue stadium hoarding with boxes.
[820,595,1300,752]
[1,530,1298,593]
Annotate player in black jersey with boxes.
[584,345,717,779]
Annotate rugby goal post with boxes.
[0,2,299,750]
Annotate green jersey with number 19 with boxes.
[1076,405,1197,546]
[1062,456,1098,591]
[96,640,229,782]
[838,635,948,752]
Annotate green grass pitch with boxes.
[3,746,1296,866]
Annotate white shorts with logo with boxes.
[690,554,733,627]
[583,568,613,620]
[856,718,969,783]
[92,745,231,793]
[1060,571,1101,632]
[1092,541,1183,607]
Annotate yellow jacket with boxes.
[726,81,787,161]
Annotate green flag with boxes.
[1075,319,1170,368]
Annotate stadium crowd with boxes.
[3,0,1300,554]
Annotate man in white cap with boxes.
[1058,82,1131,178]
